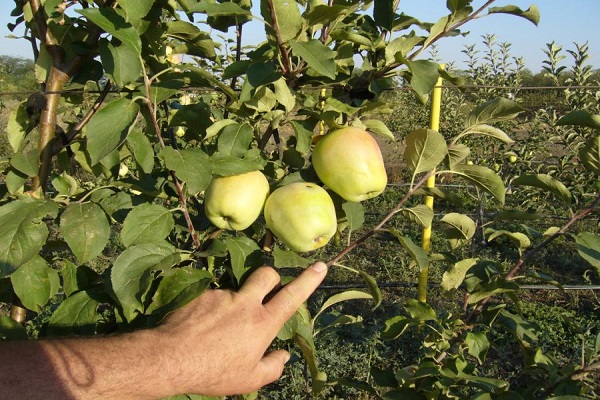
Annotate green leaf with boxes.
[579,135,600,175]
[10,255,60,312]
[245,86,277,113]
[441,258,478,291]
[304,5,353,27]
[161,147,212,194]
[440,212,476,249]
[147,266,213,317]
[449,164,505,204]
[289,40,336,79]
[406,59,440,97]
[190,1,251,17]
[261,0,302,43]
[166,20,217,60]
[211,152,266,177]
[465,98,525,128]
[111,243,183,322]
[126,129,154,174]
[78,8,141,53]
[362,119,394,141]
[217,123,254,157]
[457,123,514,144]
[225,236,261,283]
[373,0,394,30]
[357,269,382,309]
[60,202,110,264]
[382,315,413,340]
[273,247,314,268]
[6,101,28,153]
[313,290,373,325]
[405,299,437,321]
[341,202,365,231]
[121,203,175,247]
[0,198,58,278]
[447,143,470,168]
[574,232,600,276]
[60,260,100,297]
[391,231,429,271]
[86,98,139,165]
[512,174,572,204]
[289,120,315,155]
[117,0,154,21]
[398,204,434,228]
[557,110,600,130]
[404,128,447,177]
[273,78,296,112]
[487,229,531,253]
[10,149,39,177]
[465,331,490,364]
[99,39,142,86]
[47,289,110,336]
[489,5,540,26]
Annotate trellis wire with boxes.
[1,84,599,97]
[319,282,600,291]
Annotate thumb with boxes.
[255,350,290,387]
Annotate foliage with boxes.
[1,0,599,399]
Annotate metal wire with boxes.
[319,282,600,291]
[1,84,599,97]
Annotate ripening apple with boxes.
[264,182,337,253]
[312,127,387,202]
[204,170,270,231]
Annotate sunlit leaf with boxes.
[574,232,600,276]
[440,212,476,249]
[111,242,183,322]
[442,258,478,291]
[404,128,447,177]
[10,255,59,312]
[489,5,540,26]
[86,98,139,165]
[161,147,212,194]
[78,8,141,53]
[465,98,525,128]
[512,174,572,204]
[289,40,336,79]
[60,202,110,264]
[449,164,505,204]
[579,135,600,175]
[121,203,175,247]
[0,199,58,278]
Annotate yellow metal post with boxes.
[417,65,444,303]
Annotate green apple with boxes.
[264,182,337,252]
[312,127,387,202]
[466,160,474,165]
[508,154,518,163]
[204,170,270,231]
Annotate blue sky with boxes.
[1,1,597,73]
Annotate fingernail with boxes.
[284,353,291,364]
[312,262,327,273]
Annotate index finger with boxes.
[263,262,327,324]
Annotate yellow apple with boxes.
[264,182,337,252]
[312,127,387,202]
[204,170,270,231]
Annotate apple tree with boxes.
[4,0,599,397]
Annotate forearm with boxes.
[0,329,178,400]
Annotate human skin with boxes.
[0,262,328,399]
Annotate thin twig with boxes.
[142,68,201,250]
[326,171,434,267]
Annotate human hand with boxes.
[155,262,328,397]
